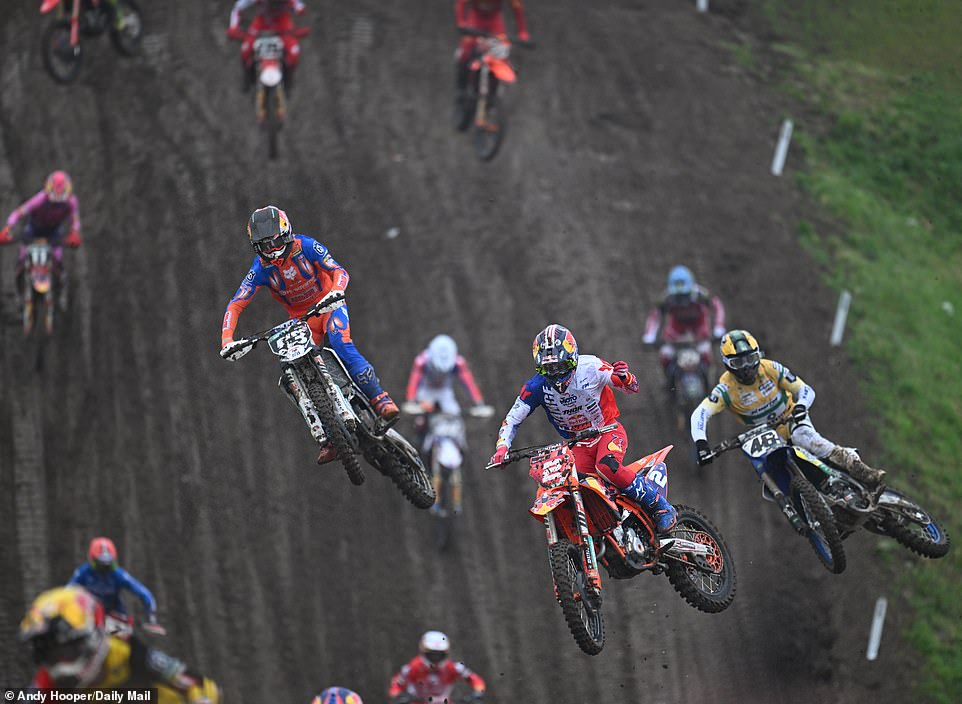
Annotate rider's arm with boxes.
[116,567,158,617]
[509,0,529,39]
[302,238,350,293]
[708,290,726,336]
[598,357,639,393]
[387,662,412,698]
[66,563,89,586]
[455,0,469,26]
[641,304,662,345]
[495,379,540,449]
[454,661,486,693]
[229,0,256,29]
[690,383,729,442]
[773,360,815,408]
[222,266,264,346]
[68,194,81,234]
[130,639,220,702]
[405,352,428,402]
[455,356,485,404]
[6,191,46,227]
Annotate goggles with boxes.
[424,650,447,664]
[254,235,288,257]
[726,350,760,370]
[536,360,573,378]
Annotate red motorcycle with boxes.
[40,0,143,84]
[457,28,533,162]
[228,25,310,160]
[487,425,735,655]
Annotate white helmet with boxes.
[427,335,458,374]
[419,630,450,665]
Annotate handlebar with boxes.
[227,26,311,41]
[704,415,787,462]
[458,26,535,49]
[484,423,618,470]
[220,291,345,361]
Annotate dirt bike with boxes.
[104,611,167,641]
[221,292,435,509]
[402,403,494,551]
[456,28,533,162]
[18,239,58,338]
[487,425,735,655]
[661,337,711,432]
[702,417,851,573]
[40,0,144,85]
[706,416,949,563]
[228,26,310,160]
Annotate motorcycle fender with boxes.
[260,61,283,87]
[529,490,568,518]
[487,57,517,83]
[33,280,52,294]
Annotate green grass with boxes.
[759,2,962,701]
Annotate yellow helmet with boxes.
[19,586,108,685]
[719,330,761,384]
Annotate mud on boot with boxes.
[827,446,886,489]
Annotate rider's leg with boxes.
[659,343,676,391]
[584,425,677,534]
[323,306,398,420]
[791,421,886,488]
[451,466,464,514]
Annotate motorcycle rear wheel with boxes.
[434,473,454,552]
[109,0,144,56]
[791,475,847,573]
[42,20,83,84]
[548,540,605,655]
[381,430,436,509]
[306,377,364,485]
[877,489,950,558]
[664,505,736,613]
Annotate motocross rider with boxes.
[67,537,159,626]
[454,0,530,110]
[20,586,220,703]
[227,0,306,91]
[388,631,485,704]
[488,324,678,534]
[220,205,400,464]
[0,170,82,307]
[691,329,886,488]
[642,265,726,386]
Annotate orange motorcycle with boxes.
[40,0,143,84]
[487,425,735,655]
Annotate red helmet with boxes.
[87,537,117,570]
[44,171,73,203]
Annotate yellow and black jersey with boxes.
[690,358,815,441]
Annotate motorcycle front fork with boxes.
[760,471,805,534]
[545,494,603,597]
[278,368,327,445]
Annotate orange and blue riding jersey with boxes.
[221,234,388,402]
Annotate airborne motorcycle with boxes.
[487,425,735,655]
[706,417,949,564]
[221,293,435,509]
[40,0,143,84]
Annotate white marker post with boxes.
[866,597,888,661]
[830,290,852,347]
[696,0,709,11]
[771,119,794,176]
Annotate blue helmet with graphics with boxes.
[311,688,363,704]
[667,265,695,297]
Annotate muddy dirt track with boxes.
[0,1,927,702]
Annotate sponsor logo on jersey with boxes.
[560,394,578,406]
[283,266,297,280]
[738,391,758,406]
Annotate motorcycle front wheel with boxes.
[791,475,847,574]
[42,20,83,84]
[548,539,605,655]
[306,376,364,485]
[109,0,144,56]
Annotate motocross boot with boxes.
[622,472,677,535]
[371,392,400,422]
[827,446,886,489]
[316,443,338,465]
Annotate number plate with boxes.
[741,428,783,458]
[268,320,313,361]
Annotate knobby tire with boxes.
[109,0,144,56]
[791,475,846,574]
[664,505,736,613]
[306,377,364,485]
[879,489,950,558]
[42,20,82,84]
[547,540,605,655]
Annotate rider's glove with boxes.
[64,230,82,248]
[518,29,531,42]
[147,613,158,625]
[612,360,631,380]
[489,446,509,467]
[695,439,712,466]
[226,25,245,40]
[469,403,494,418]
[220,339,250,362]
[0,226,11,244]
[790,403,808,425]
[712,325,726,341]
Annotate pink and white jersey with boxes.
[496,354,636,447]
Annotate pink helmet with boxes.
[44,171,73,203]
